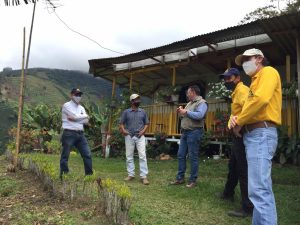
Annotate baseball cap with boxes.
[219,68,240,79]
[71,88,83,95]
[130,94,140,101]
[235,48,264,66]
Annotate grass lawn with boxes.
[21,153,300,225]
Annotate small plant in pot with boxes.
[155,85,181,103]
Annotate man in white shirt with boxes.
[60,88,93,179]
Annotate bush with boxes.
[146,132,171,159]
[275,125,300,165]
[44,139,61,154]
[108,130,125,158]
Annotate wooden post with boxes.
[172,67,176,86]
[14,27,26,167]
[296,36,300,137]
[25,1,36,72]
[227,58,231,69]
[108,76,116,134]
[286,55,292,136]
[129,73,133,90]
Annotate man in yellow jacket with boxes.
[231,48,282,225]
[218,68,253,218]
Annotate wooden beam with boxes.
[172,66,176,86]
[227,58,231,69]
[296,35,300,137]
[112,61,189,76]
[286,55,292,136]
[129,73,133,90]
[111,76,116,98]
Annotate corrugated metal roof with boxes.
[88,12,300,97]
[88,21,264,71]
[258,12,300,55]
[89,12,300,73]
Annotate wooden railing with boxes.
[143,99,228,136]
[143,98,299,137]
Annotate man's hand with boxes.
[121,130,129,136]
[138,130,145,137]
[233,125,242,137]
[177,106,187,116]
[67,116,76,121]
[229,115,238,129]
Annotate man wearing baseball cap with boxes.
[218,68,253,217]
[231,48,282,225]
[119,94,150,185]
[60,88,93,179]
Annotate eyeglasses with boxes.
[74,93,82,97]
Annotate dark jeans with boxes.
[60,130,93,176]
[176,128,203,183]
[223,136,253,212]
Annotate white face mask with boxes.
[242,59,258,76]
[72,96,82,104]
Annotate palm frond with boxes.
[2,0,38,6]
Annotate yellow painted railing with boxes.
[143,99,228,136]
[281,98,299,136]
[144,98,299,137]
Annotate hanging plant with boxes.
[207,82,232,100]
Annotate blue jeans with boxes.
[176,128,203,183]
[60,130,93,176]
[243,127,277,225]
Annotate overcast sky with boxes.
[0,0,273,72]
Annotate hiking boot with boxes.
[227,209,251,218]
[141,178,150,185]
[169,179,185,185]
[186,182,196,188]
[124,176,135,181]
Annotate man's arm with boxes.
[119,123,129,136]
[138,124,149,137]
[63,104,89,121]
[186,103,208,120]
[119,110,129,136]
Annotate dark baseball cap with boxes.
[219,68,240,79]
[71,88,83,95]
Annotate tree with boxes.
[240,0,300,24]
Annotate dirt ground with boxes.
[0,156,111,225]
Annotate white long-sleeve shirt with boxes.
[62,100,89,131]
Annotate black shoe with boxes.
[216,192,234,202]
[227,209,251,218]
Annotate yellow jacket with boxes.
[237,66,282,126]
[228,82,249,128]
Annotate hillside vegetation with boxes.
[0,68,113,105]
[0,68,114,152]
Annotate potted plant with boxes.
[155,85,181,103]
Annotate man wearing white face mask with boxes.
[231,49,282,225]
[60,88,93,179]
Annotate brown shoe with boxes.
[124,176,135,181]
[141,178,150,185]
[186,182,196,188]
[170,179,185,185]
